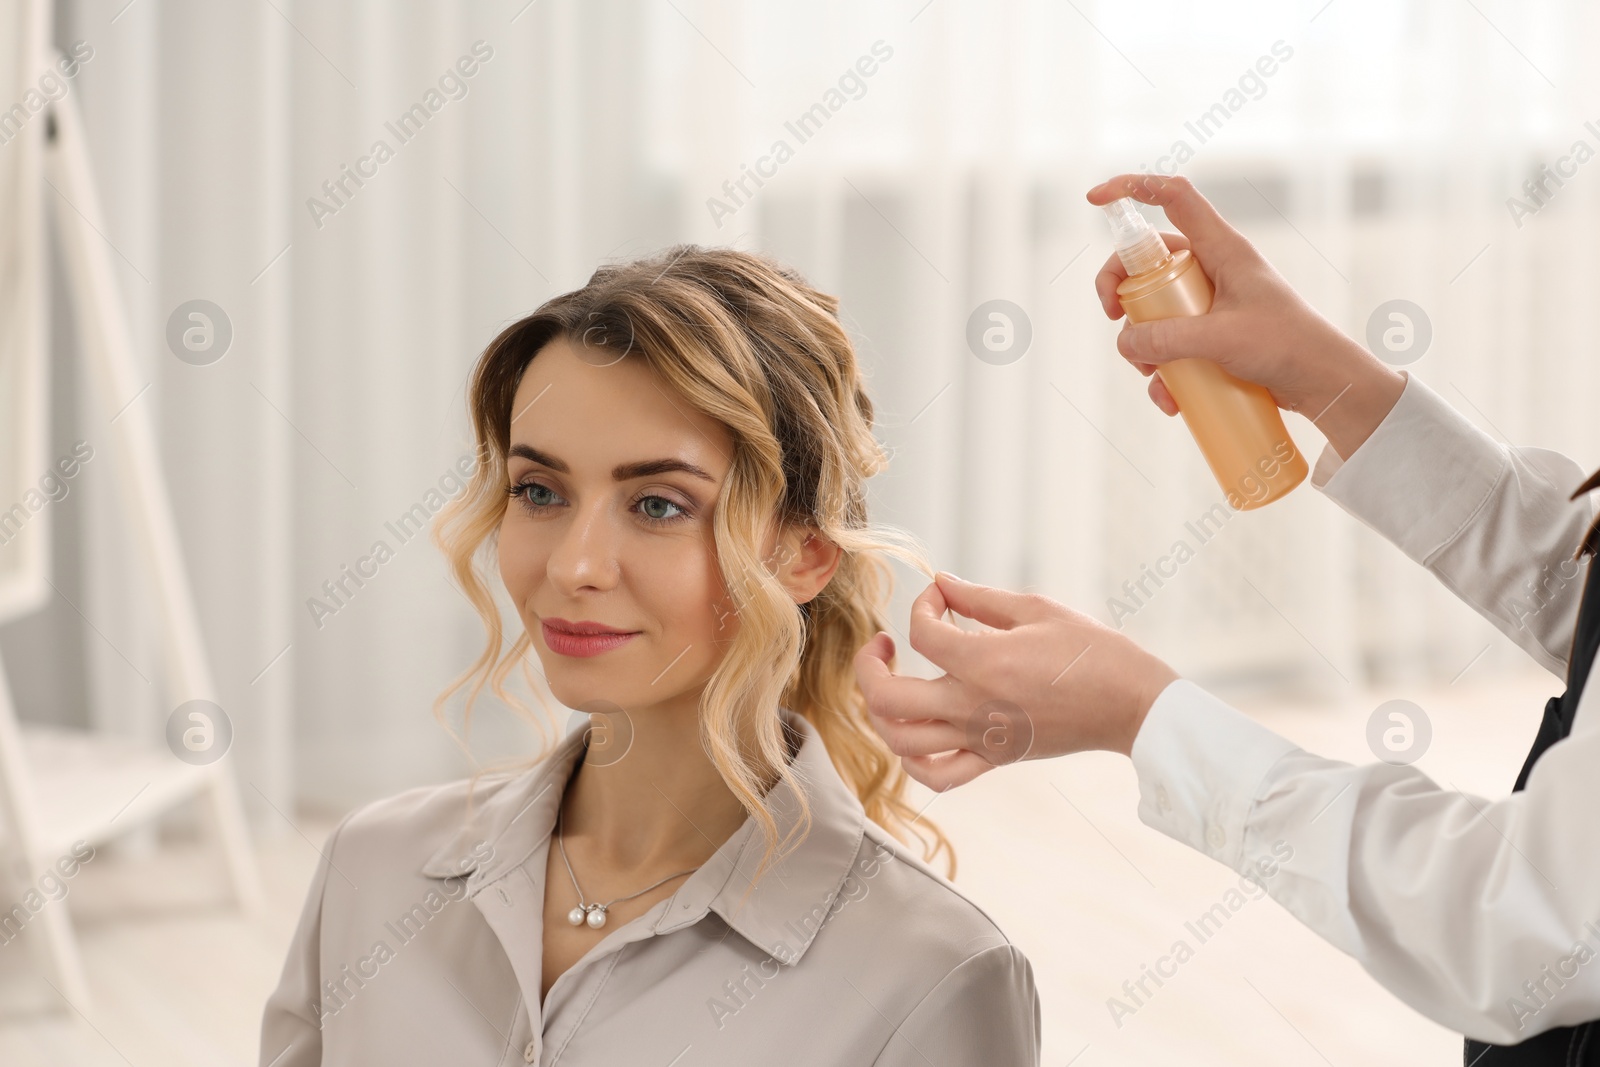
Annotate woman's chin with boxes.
[548,681,631,715]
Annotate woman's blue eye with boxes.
[507,481,560,512]
[638,496,684,522]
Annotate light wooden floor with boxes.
[0,665,1561,1065]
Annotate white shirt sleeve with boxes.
[1128,370,1600,1045]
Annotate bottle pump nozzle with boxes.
[1102,198,1172,277]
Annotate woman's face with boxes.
[497,333,834,718]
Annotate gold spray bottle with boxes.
[1101,197,1308,510]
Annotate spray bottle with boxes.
[1101,197,1307,510]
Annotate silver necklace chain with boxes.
[556,806,700,929]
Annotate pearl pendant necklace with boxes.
[556,806,700,930]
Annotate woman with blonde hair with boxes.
[258,244,1040,1065]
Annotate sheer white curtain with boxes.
[15,0,1598,816]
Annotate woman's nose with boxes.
[545,501,624,589]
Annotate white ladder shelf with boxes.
[0,56,264,1014]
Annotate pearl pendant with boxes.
[566,906,586,926]
[585,905,607,929]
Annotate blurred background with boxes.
[0,0,1595,1063]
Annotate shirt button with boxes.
[1205,823,1225,850]
[523,1039,537,1063]
[1155,786,1171,813]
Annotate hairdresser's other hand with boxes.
[854,572,1179,791]
[1086,173,1405,461]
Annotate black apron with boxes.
[1464,465,1600,1066]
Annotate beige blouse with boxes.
[258,706,1041,1065]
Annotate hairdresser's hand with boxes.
[1086,173,1405,462]
[854,572,1179,791]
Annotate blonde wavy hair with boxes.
[430,244,955,891]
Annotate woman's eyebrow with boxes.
[507,443,716,485]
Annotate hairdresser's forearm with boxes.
[1311,367,1593,679]
[1297,328,1407,462]
[1131,680,1600,1044]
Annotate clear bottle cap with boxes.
[1102,197,1172,277]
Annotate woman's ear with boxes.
[774,527,842,606]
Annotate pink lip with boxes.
[541,619,640,658]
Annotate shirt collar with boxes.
[420,706,867,967]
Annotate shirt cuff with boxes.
[1308,371,1508,564]
[1129,679,1298,870]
